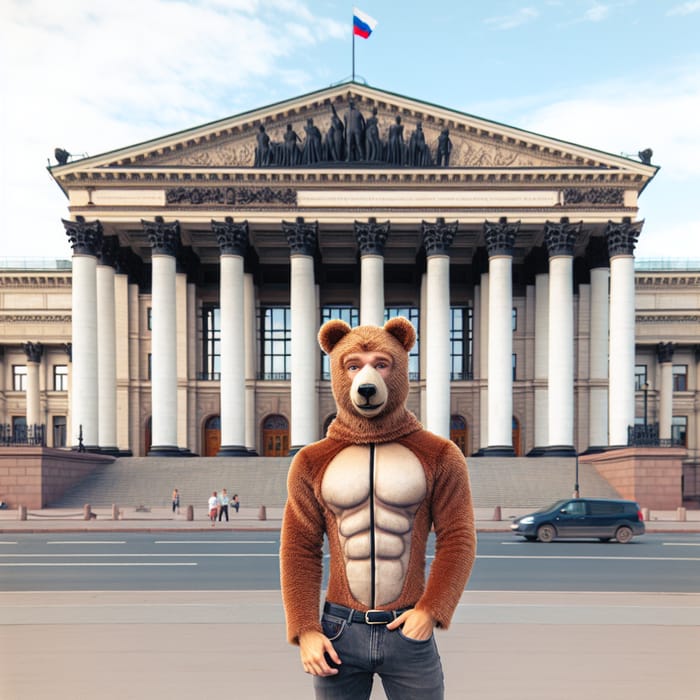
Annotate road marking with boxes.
[0,562,197,567]
[153,540,277,545]
[663,542,700,547]
[0,541,17,545]
[47,541,127,545]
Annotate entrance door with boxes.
[450,415,468,455]
[512,416,522,456]
[204,415,221,456]
[262,414,289,456]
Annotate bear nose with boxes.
[357,384,377,400]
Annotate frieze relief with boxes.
[0,314,72,323]
[142,101,579,171]
[166,186,297,206]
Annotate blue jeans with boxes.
[313,608,444,699]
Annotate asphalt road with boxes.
[1,531,698,593]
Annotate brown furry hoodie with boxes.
[280,317,476,644]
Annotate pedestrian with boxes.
[280,318,476,698]
[218,489,230,522]
[231,494,240,513]
[208,491,219,526]
[171,488,180,514]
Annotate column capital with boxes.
[63,216,103,256]
[484,217,519,257]
[606,218,643,257]
[422,217,458,256]
[657,341,675,364]
[355,218,390,255]
[212,217,249,256]
[543,217,581,257]
[143,216,180,256]
[23,341,43,363]
[283,217,318,256]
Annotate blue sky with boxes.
[1,0,699,261]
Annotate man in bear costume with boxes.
[281,317,476,699]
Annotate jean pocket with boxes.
[397,627,434,644]
[321,613,347,642]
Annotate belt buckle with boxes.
[364,609,392,625]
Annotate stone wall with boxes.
[580,447,687,510]
[0,448,114,508]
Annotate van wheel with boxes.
[615,526,633,544]
[537,524,556,543]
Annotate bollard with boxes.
[492,505,502,521]
[18,505,27,521]
[642,507,650,521]
[258,505,267,521]
[186,504,194,521]
[677,507,687,522]
[112,504,119,521]
[84,504,92,521]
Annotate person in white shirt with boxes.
[218,489,230,522]
[208,491,219,526]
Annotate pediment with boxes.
[51,82,656,179]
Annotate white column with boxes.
[425,255,451,437]
[355,219,389,327]
[607,219,641,446]
[23,343,42,433]
[150,253,178,453]
[422,219,456,438]
[72,255,99,449]
[285,218,319,451]
[244,273,257,453]
[478,272,489,450]
[96,262,118,453]
[534,272,549,449]
[219,254,247,454]
[658,343,675,441]
[360,256,385,326]
[588,266,610,449]
[547,256,574,450]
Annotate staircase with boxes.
[51,455,620,510]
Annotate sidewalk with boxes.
[1,505,699,533]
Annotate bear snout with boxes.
[350,365,388,417]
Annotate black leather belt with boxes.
[324,602,411,625]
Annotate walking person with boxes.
[171,488,180,515]
[218,489,230,522]
[208,491,219,526]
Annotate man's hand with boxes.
[299,630,342,677]
[386,608,435,641]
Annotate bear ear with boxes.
[318,319,352,354]
[384,317,416,352]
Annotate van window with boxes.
[564,501,586,515]
[589,501,624,515]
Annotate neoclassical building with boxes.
[3,83,697,494]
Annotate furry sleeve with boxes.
[413,438,476,629]
[280,448,327,645]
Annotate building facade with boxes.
[3,84,696,487]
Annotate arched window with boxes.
[450,415,468,455]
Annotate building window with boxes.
[260,307,291,380]
[12,365,27,391]
[53,365,68,391]
[672,416,687,447]
[385,307,419,380]
[321,306,359,380]
[200,304,221,380]
[512,354,517,381]
[450,306,473,380]
[512,308,517,332]
[147,307,152,331]
[635,364,647,391]
[52,416,67,448]
[672,365,688,392]
[147,353,152,381]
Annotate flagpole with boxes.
[352,13,355,81]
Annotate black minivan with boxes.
[510,498,645,543]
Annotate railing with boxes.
[196,372,221,381]
[257,372,291,381]
[627,423,684,448]
[0,424,46,447]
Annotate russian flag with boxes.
[353,8,377,39]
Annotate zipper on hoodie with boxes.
[369,442,376,608]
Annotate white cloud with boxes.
[667,1,700,15]
[583,3,610,22]
[484,7,539,30]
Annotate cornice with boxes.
[0,314,72,323]
[636,274,700,288]
[0,275,72,288]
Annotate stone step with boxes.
[52,455,620,510]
